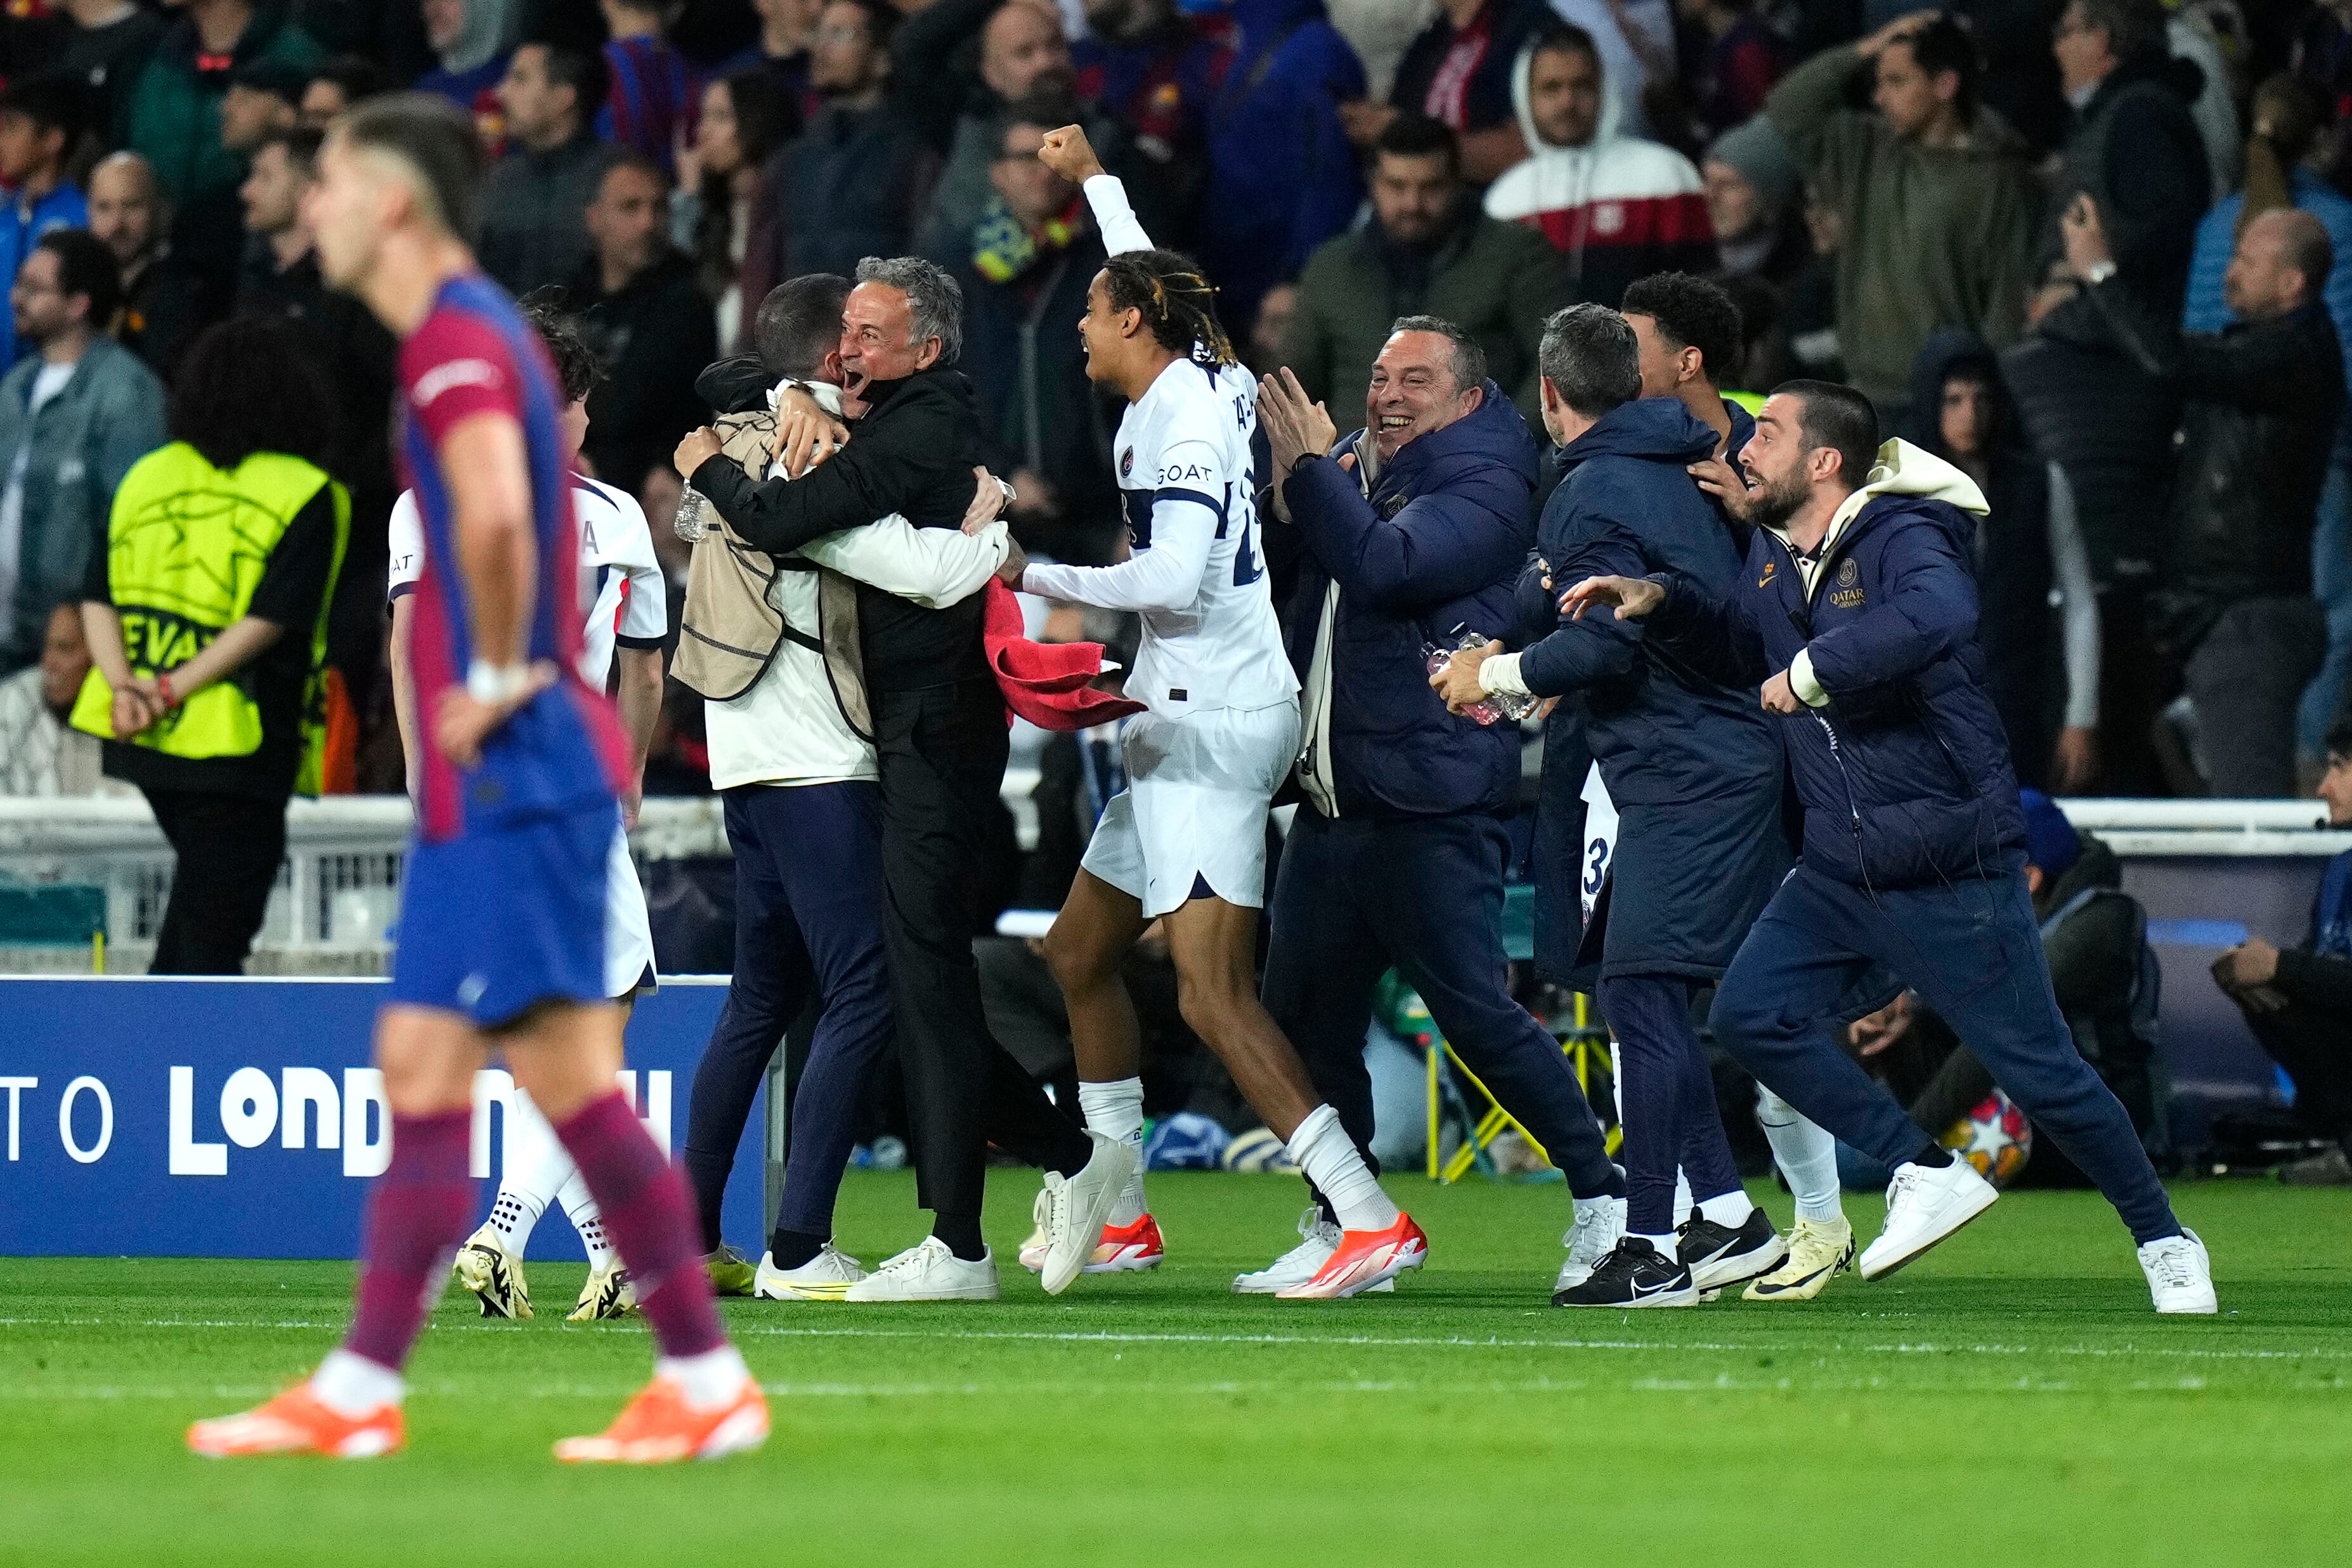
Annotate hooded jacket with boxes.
[1482,36,1713,310]
[1277,380,1538,820]
[1647,439,2024,890]
[1509,398,1788,980]
[1765,41,2039,418]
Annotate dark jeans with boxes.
[1710,858,2181,1245]
[2186,595,2327,796]
[1263,808,1618,1200]
[1597,973,1744,1234]
[143,787,287,975]
[2241,997,2352,1145]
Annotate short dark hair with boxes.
[1529,20,1601,72]
[169,316,340,471]
[1390,313,1487,396]
[526,39,612,126]
[519,294,601,405]
[1891,15,1982,121]
[994,87,1085,150]
[1772,378,1880,491]
[306,55,390,108]
[255,125,326,178]
[0,74,82,139]
[1537,304,1639,418]
[335,93,486,243]
[711,68,797,177]
[1620,272,1744,388]
[2325,714,2352,763]
[2070,0,2162,63]
[754,273,854,379]
[1374,111,1459,174]
[36,229,120,327]
[597,146,670,195]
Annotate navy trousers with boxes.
[1710,856,2181,1245]
[1597,973,1744,1234]
[1263,809,1620,1200]
[684,782,895,1248]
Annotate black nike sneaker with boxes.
[1551,1236,1699,1308]
[1677,1205,1790,1292]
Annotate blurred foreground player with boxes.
[189,96,765,1462]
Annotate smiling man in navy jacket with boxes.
[1560,380,2218,1315]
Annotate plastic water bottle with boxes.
[1424,623,1535,725]
[673,486,710,543]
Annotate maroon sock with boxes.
[342,1108,474,1372]
[552,1090,725,1359]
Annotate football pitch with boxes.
[3,1173,2346,1567]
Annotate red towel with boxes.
[982,579,1146,731]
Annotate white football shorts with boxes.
[604,821,657,1000]
[1080,698,1301,918]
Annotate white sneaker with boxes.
[1039,1131,1138,1297]
[2139,1229,2216,1314]
[1859,1159,1999,1280]
[1556,1195,1627,1293]
[1233,1207,1393,1295]
[755,1243,866,1301]
[841,1238,999,1302]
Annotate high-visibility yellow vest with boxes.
[70,443,350,796]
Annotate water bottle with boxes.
[673,486,710,543]
[1423,625,1535,726]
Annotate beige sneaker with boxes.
[568,1259,635,1321]
[452,1224,531,1319]
[1741,1215,1855,1302]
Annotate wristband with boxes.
[1289,451,1320,476]
[466,659,532,706]
[155,672,178,709]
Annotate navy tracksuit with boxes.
[1648,453,2181,1244]
[1272,384,1618,1203]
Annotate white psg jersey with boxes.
[1023,356,1297,716]
[387,474,668,689]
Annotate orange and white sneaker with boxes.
[1018,1212,1166,1275]
[186,1384,405,1460]
[553,1374,769,1465]
[1275,1212,1428,1300]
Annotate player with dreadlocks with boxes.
[996,126,1427,1301]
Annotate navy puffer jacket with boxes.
[1647,439,2025,890]
[1278,381,1538,820]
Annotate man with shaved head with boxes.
[2063,195,2343,796]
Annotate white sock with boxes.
[1757,1087,1844,1224]
[490,1091,572,1256]
[311,1349,404,1416]
[557,1166,614,1269]
[1634,1231,1678,1259]
[1077,1077,1148,1226]
[1698,1189,1756,1227]
[657,1345,752,1412]
[1672,1170,1694,1228]
[1285,1105,1399,1232]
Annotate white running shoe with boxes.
[754,1243,866,1301]
[1556,1195,1627,1293]
[1233,1207,1393,1295]
[1039,1131,1139,1297]
[841,1238,999,1302]
[2139,1229,2217,1314]
[1859,1159,1999,1280]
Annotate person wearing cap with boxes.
[0,77,90,372]
[160,53,309,316]
[120,0,322,209]
[1703,115,1806,292]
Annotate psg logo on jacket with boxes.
[1119,448,1134,480]
[1829,555,1866,609]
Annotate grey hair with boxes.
[854,255,964,366]
[1537,303,1639,418]
[1389,314,1486,396]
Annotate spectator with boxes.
[600,0,696,167]
[2183,77,2352,780]
[1374,0,1547,184]
[2064,198,2342,800]
[1703,115,1805,289]
[480,39,613,297]
[909,1,1080,258]
[1766,10,2037,427]
[1200,0,1367,334]
[122,0,322,209]
[88,150,219,382]
[945,98,1116,564]
[722,0,820,120]
[50,0,168,140]
[298,54,389,128]
[676,68,794,353]
[1289,113,1561,427]
[2210,722,2352,1186]
[1675,0,1784,141]
[413,0,517,125]
[0,231,167,679]
[1906,330,2100,793]
[1249,280,1298,376]
[1483,23,1713,312]
[1070,0,1233,249]
[755,0,937,283]
[2041,0,2207,322]
[0,77,91,373]
[167,56,306,294]
[2291,0,2352,196]
[73,316,346,975]
[571,152,717,498]
[0,602,117,797]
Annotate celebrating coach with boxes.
[1251,320,1622,1295]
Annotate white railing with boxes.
[2051,798,2351,857]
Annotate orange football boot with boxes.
[1275,1212,1428,1299]
[186,1384,405,1459]
[553,1374,769,1464]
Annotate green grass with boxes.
[3,1173,2347,1567]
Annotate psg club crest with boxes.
[1119,448,1134,480]
[1837,557,1859,587]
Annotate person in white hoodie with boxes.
[1482,20,1713,307]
